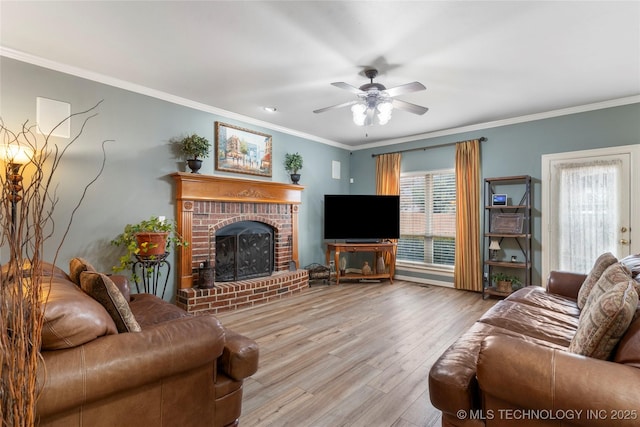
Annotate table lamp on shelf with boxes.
[489,240,501,261]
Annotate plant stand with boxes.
[132,252,171,299]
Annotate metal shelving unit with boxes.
[483,175,532,299]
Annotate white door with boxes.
[542,145,640,279]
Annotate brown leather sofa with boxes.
[35,262,259,427]
[429,270,640,427]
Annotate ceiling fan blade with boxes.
[392,99,429,115]
[313,100,358,114]
[385,81,426,97]
[331,82,364,94]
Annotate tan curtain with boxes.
[375,153,401,266]
[454,140,482,291]
[375,153,401,195]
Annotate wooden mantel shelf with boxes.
[171,172,304,205]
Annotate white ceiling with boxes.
[1,1,639,148]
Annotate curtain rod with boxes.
[371,136,487,158]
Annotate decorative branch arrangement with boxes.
[0,100,110,426]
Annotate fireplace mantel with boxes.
[172,172,304,205]
[171,173,304,289]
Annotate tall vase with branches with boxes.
[0,101,110,426]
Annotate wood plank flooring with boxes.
[216,280,496,427]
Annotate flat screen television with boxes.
[323,194,400,242]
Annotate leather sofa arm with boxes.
[37,314,225,418]
[220,329,259,381]
[546,270,586,300]
[478,335,640,426]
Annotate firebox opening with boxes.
[215,221,275,282]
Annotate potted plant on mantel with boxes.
[111,216,188,280]
[284,152,303,184]
[177,133,211,174]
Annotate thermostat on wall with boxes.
[492,194,507,206]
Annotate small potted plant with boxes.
[490,272,522,293]
[111,216,188,280]
[284,152,303,184]
[177,133,210,173]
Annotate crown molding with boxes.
[2,47,637,152]
[353,95,640,151]
[0,47,347,149]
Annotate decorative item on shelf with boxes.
[174,133,211,174]
[491,272,522,293]
[111,215,188,284]
[339,256,347,275]
[489,240,501,261]
[376,255,385,274]
[511,255,517,263]
[491,193,508,206]
[284,152,303,184]
[491,213,525,234]
[362,261,372,275]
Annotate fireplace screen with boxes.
[215,221,274,282]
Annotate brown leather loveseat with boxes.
[36,259,258,427]
[429,253,640,427]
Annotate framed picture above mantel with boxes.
[215,122,272,177]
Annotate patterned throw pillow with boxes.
[569,280,638,360]
[620,253,640,278]
[80,272,141,333]
[581,262,631,317]
[577,252,618,309]
[69,257,97,286]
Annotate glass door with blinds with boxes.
[397,169,456,269]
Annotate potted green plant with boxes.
[490,272,522,293]
[177,133,210,174]
[111,216,188,279]
[284,152,303,184]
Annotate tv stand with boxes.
[325,242,396,285]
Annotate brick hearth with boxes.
[177,270,308,315]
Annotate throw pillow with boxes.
[80,272,141,333]
[569,280,638,360]
[581,262,631,318]
[69,257,97,286]
[577,252,618,309]
[42,277,118,350]
[620,253,640,278]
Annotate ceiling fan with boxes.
[313,69,429,126]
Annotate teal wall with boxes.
[0,57,350,300]
[2,56,638,295]
[350,102,640,285]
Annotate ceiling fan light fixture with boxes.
[377,100,393,125]
[316,68,427,126]
[351,103,367,126]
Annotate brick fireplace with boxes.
[171,173,309,314]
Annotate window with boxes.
[398,170,456,268]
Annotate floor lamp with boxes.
[2,143,32,237]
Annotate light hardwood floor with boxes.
[217,280,497,427]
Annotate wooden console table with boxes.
[325,242,396,285]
